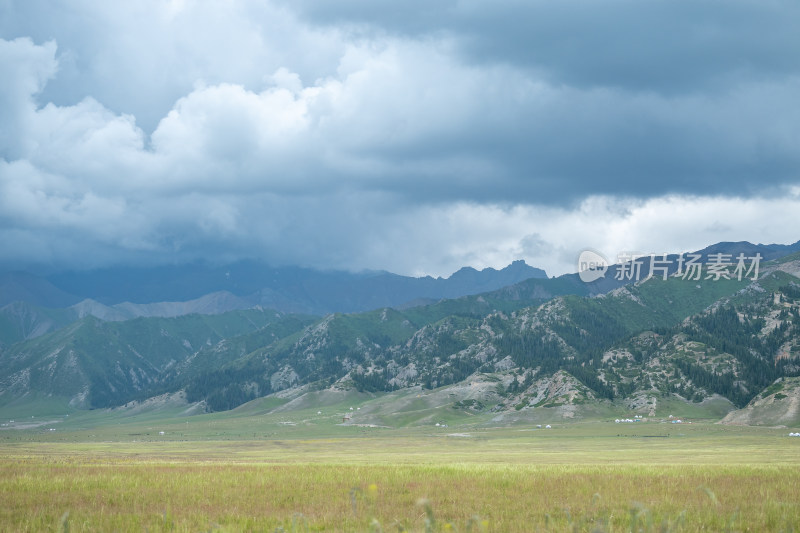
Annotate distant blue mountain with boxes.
[39,260,548,315]
[0,271,81,308]
[693,240,800,261]
[3,240,798,317]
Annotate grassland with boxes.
[3,409,800,532]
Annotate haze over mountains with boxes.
[1,239,799,350]
[4,240,799,319]
[1,260,547,316]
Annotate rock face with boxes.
[721,377,800,426]
[270,366,300,391]
[529,370,596,407]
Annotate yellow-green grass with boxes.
[3,424,800,532]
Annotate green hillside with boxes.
[2,256,799,427]
[0,301,76,348]
[0,309,314,409]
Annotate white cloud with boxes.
[31,99,145,185]
[0,37,58,158]
[150,81,315,193]
[1,0,345,131]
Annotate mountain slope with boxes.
[179,257,799,414]
[0,301,77,348]
[0,309,314,408]
[721,377,800,426]
[176,295,547,410]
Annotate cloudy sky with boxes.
[1,0,799,277]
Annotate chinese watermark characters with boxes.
[577,250,761,283]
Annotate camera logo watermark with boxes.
[577,249,609,283]
[577,250,762,283]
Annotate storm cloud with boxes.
[1,0,798,276]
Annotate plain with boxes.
[2,397,800,532]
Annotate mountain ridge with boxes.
[3,240,798,319]
[1,260,547,315]
[1,241,799,427]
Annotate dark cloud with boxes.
[1,1,799,275]
[286,0,800,91]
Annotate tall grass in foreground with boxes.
[3,459,800,532]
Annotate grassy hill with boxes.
[0,309,314,409]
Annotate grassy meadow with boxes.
[3,414,800,532]
[1,390,799,531]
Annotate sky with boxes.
[1,0,799,278]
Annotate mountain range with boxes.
[1,240,800,427]
[1,259,547,316]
